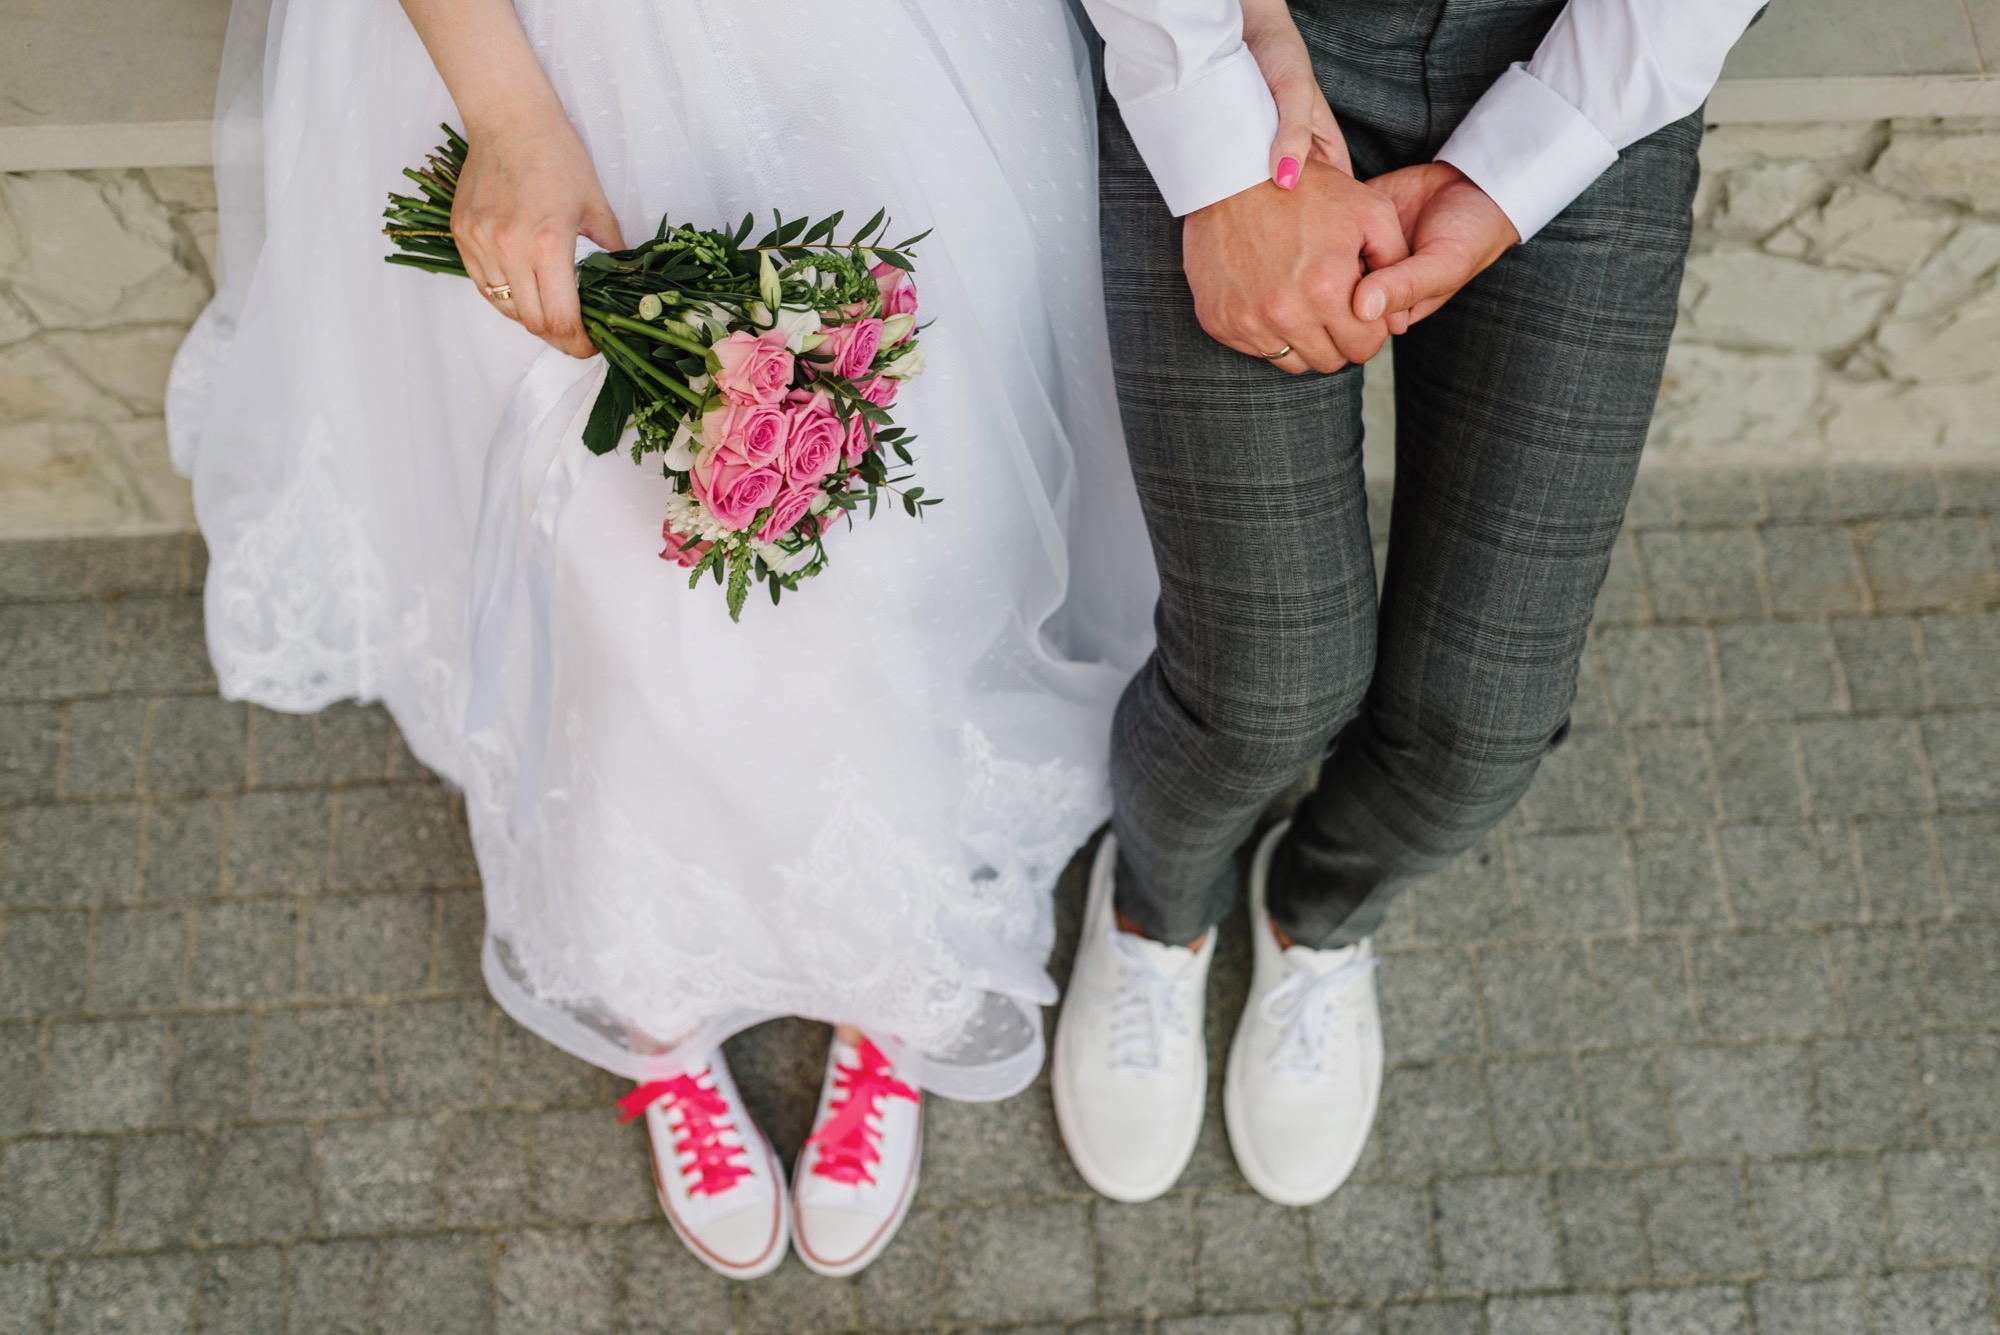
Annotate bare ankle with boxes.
[1114,907,1207,952]
[1269,915,1297,951]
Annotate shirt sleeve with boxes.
[1436,0,1766,240]
[1072,0,1280,216]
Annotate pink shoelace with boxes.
[618,1071,752,1198]
[805,1038,919,1186]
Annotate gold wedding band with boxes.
[1261,345,1292,361]
[484,283,513,302]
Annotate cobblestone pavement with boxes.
[2,463,1998,1335]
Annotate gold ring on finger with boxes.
[1260,344,1292,361]
[484,283,514,302]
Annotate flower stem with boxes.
[384,255,468,278]
[586,321,706,408]
[597,313,713,360]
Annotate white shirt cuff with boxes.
[1435,62,1619,242]
[1112,48,1279,217]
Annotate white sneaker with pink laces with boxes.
[621,1051,789,1279]
[791,1034,923,1277]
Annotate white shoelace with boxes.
[1103,933,1196,1075]
[1260,950,1379,1080]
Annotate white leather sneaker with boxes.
[1224,820,1383,1207]
[621,1051,789,1279]
[1053,833,1215,1202]
[791,1033,923,1278]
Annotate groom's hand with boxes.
[1182,160,1408,375]
[1352,163,1520,334]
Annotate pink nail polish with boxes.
[1275,157,1301,191]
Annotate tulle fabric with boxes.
[167,0,1158,1100]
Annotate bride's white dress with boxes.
[168,0,1157,1100]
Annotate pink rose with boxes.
[871,262,919,319]
[712,330,794,406]
[691,449,783,532]
[711,401,790,468]
[817,317,883,379]
[857,373,899,408]
[660,522,711,568]
[755,484,819,545]
[783,395,844,483]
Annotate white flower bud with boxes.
[637,294,663,321]
[883,345,927,379]
[880,313,915,345]
[758,252,783,314]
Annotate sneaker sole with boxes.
[1051,834,1208,1204]
[1223,821,1378,1208]
[791,1103,924,1279]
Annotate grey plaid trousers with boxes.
[1100,0,1703,948]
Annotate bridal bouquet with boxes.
[383,127,934,619]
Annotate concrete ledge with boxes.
[1708,75,2000,123]
[1,77,1995,175]
[0,121,214,174]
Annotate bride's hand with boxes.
[452,108,627,359]
[1241,0,1352,185]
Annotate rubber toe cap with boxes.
[692,1205,783,1272]
[795,1204,880,1269]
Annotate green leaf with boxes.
[581,373,634,456]
[726,551,751,621]
[849,208,886,246]
[803,211,843,245]
[873,248,914,273]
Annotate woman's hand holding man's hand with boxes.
[1213,0,1521,371]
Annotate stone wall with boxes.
[1655,116,2000,465]
[2,118,1997,537]
[0,167,215,535]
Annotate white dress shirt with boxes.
[1077,0,1767,238]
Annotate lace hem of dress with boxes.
[470,723,1106,1102]
[207,421,390,713]
[173,312,396,717]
